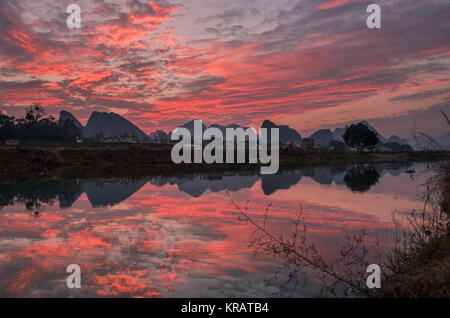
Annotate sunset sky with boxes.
[0,0,449,138]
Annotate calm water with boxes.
[0,163,429,297]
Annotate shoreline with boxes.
[375,163,450,298]
[0,146,447,183]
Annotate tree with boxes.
[0,112,16,139]
[1,105,82,142]
[25,104,45,124]
[343,123,379,152]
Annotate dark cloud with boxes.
[391,88,450,102]
[0,0,448,136]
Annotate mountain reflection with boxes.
[0,179,147,210]
[82,180,148,207]
[261,171,302,195]
[0,162,424,297]
[150,174,258,198]
[0,180,83,211]
[0,163,413,210]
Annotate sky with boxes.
[0,0,449,138]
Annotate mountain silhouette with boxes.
[435,132,450,149]
[387,135,409,145]
[261,120,302,146]
[83,111,148,138]
[209,123,250,134]
[58,111,84,132]
[149,130,170,142]
[173,119,207,141]
[310,121,413,149]
[59,110,148,138]
[57,110,418,150]
[332,127,347,141]
[310,129,334,147]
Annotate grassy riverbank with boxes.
[0,146,448,182]
[378,236,450,297]
[374,162,450,298]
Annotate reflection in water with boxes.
[0,163,413,210]
[0,181,82,211]
[0,162,423,297]
[229,193,384,297]
[0,180,147,210]
[82,180,148,207]
[343,165,380,193]
[150,174,258,198]
[261,171,302,195]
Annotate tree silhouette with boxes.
[0,105,81,142]
[0,112,15,139]
[343,123,379,152]
[25,104,45,124]
[344,165,380,192]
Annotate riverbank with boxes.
[378,236,450,297]
[374,162,450,298]
[0,146,448,182]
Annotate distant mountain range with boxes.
[262,120,302,146]
[149,130,170,142]
[310,121,412,150]
[310,129,334,147]
[59,110,419,150]
[59,111,147,139]
[59,111,84,131]
[435,132,450,149]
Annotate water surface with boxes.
[0,163,428,297]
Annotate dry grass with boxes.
[377,237,450,297]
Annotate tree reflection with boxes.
[344,165,380,192]
[0,181,82,211]
[0,179,146,211]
